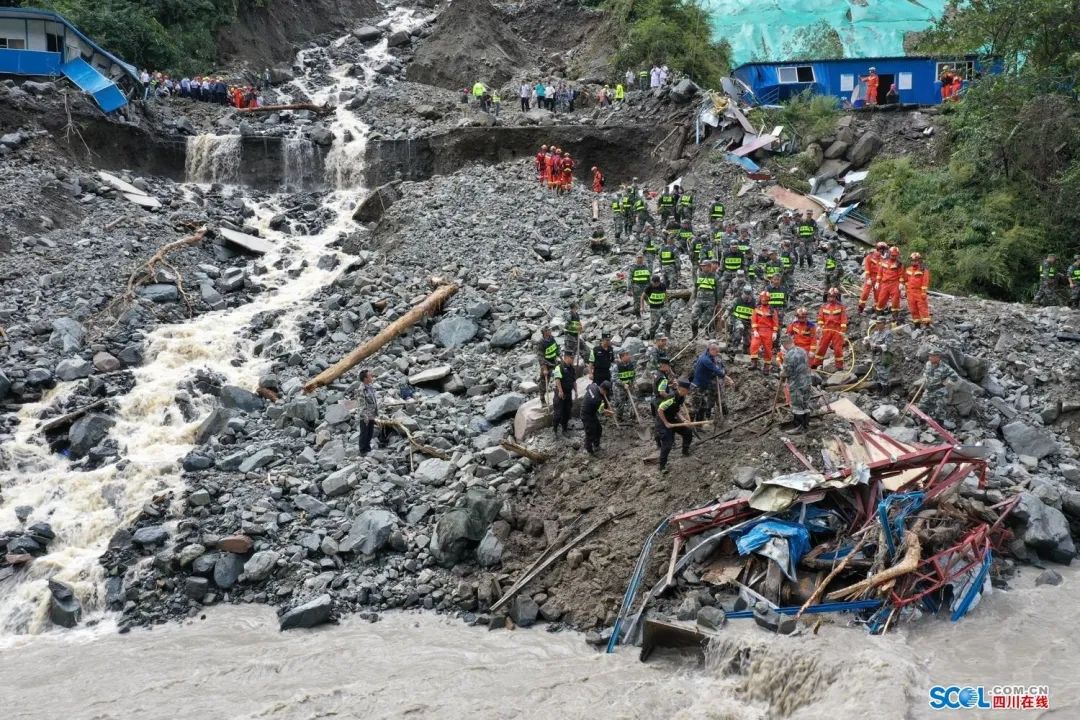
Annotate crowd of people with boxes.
[532,145,578,193]
[529,171,964,473]
[138,69,271,108]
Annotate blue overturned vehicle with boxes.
[0,6,142,113]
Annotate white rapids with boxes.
[0,8,428,635]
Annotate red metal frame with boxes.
[670,497,755,540]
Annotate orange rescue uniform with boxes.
[875,257,905,313]
[814,301,848,368]
[905,264,932,325]
[750,305,780,364]
[592,168,604,193]
[786,319,816,354]
[865,74,879,105]
[858,251,882,311]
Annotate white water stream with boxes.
[0,9,425,635]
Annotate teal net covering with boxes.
[705,0,950,64]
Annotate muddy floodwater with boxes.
[1,567,1076,720]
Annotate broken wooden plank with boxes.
[726,104,756,134]
[218,227,273,255]
[732,134,778,157]
[500,439,550,464]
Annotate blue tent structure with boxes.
[732,55,999,107]
[0,7,141,112]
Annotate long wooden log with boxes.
[794,532,870,620]
[826,530,922,600]
[38,399,108,434]
[500,439,550,464]
[303,283,459,393]
[236,103,331,115]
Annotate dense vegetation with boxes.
[7,0,264,74]
[603,0,731,88]
[867,0,1079,299]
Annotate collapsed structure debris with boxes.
[610,400,1027,655]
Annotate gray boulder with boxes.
[1002,421,1060,460]
[321,466,357,497]
[731,466,764,490]
[194,407,232,444]
[847,132,882,169]
[352,25,382,42]
[243,550,279,582]
[484,393,526,422]
[669,78,700,103]
[476,529,504,567]
[283,397,320,425]
[92,352,121,373]
[213,553,245,589]
[280,593,333,630]
[131,525,168,546]
[220,385,265,413]
[137,283,179,303]
[341,509,398,555]
[238,447,277,473]
[408,365,452,385]
[48,579,81,628]
[292,493,329,517]
[415,457,455,485]
[430,487,503,566]
[509,595,540,627]
[697,606,726,631]
[55,358,92,381]
[432,316,479,349]
[387,29,411,47]
[0,369,10,399]
[68,413,114,458]
[1015,492,1075,562]
[184,577,209,601]
[49,317,85,353]
[490,324,529,348]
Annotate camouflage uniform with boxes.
[1068,259,1080,308]
[612,359,637,422]
[823,247,844,297]
[864,324,894,393]
[782,345,812,417]
[918,357,959,419]
[691,270,720,337]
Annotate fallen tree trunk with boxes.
[236,103,331,115]
[376,417,451,460]
[38,399,108,434]
[826,530,921,600]
[500,439,550,463]
[303,283,459,393]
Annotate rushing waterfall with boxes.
[0,8,428,635]
[282,135,318,191]
[184,134,242,184]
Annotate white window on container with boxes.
[898,72,913,90]
[777,67,799,84]
[0,37,27,49]
[840,74,854,91]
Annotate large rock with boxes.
[509,595,539,627]
[490,324,529,348]
[49,317,85,353]
[131,525,168,546]
[387,29,411,47]
[415,457,455,485]
[55,358,92,381]
[0,369,10,399]
[353,181,402,223]
[194,407,232,445]
[92,352,121,373]
[321,466,357,497]
[282,397,320,425]
[220,385,265,413]
[213,553,245,589]
[669,78,701,103]
[513,376,591,439]
[1015,492,1075,562]
[846,132,882,169]
[432,316,479,349]
[48,579,81,629]
[292,493,330,517]
[430,487,503,566]
[408,365,452,385]
[352,25,382,42]
[476,529,504,567]
[1002,421,1060,460]
[280,593,333,630]
[137,283,180,303]
[68,413,114,458]
[484,393,525,423]
[243,550,279,582]
[238,447,277,473]
[340,509,398,555]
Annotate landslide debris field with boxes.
[0,0,1078,651]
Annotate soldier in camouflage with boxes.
[863,316,894,396]
[779,335,812,432]
[823,241,844,302]
[918,347,958,419]
[612,349,638,422]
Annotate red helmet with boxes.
[759,291,770,304]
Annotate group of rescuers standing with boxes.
[529,179,969,473]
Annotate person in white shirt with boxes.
[520,82,530,112]
[660,65,670,85]
[545,82,555,111]
[625,69,635,90]
[650,65,661,88]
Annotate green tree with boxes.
[608,0,731,88]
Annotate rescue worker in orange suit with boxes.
[542,147,554,185]
[875,246,905,322]
[535,145,547,182]
[786,307,817,356]
[749,291,780,373]
[550,149,563,190]
[858,242,887,314]
[560,152,574,193]
[939,68,955,101]
[813,288,848,370]
[904,252,932,326]
[591,166,604,193]
[861,66,879,105]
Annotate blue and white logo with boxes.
[929,686,991,710]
